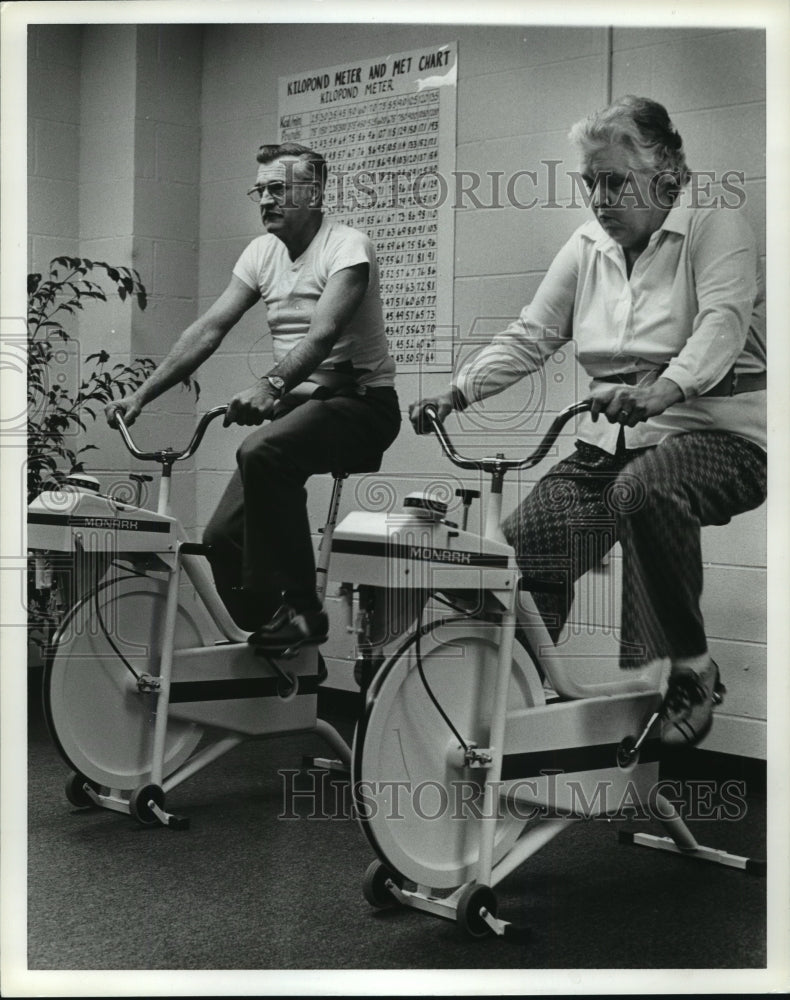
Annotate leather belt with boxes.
[595,367,766,397]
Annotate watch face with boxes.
[268,376,285,394]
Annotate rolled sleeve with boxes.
[662,209,758,398]
[326,228,373,278]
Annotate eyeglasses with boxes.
[246,181,315,205]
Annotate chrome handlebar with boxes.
[116,398,592,473]
[116,405,228,464]
[422,400,592,474]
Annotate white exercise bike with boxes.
[329,401,765,940]
[28,404,369,829]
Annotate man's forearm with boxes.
[136,321,223,404]
[267,331,334,391]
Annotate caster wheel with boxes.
[129,783,165,826]
[456,883,497,938]
[362,860,400,909]
[65,772,98,809]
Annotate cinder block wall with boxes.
[28,24,204,530]
[28,26,82,269]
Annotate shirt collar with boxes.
[656,194,692,236]
[578,195,692,254]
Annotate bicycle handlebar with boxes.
[116,405,228,464]
[422,400,592,474]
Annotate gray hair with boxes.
[569,96,690,191]
[256,142,328,205]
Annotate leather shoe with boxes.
[248,606,329,654]
[660,659,726,746]
[257,604,291,634]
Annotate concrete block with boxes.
[612,27,729,51]
[673,103,766,183]
[200,180,261,242]
[458,55,606,145]
[571,561,766,646]
[611,30,765,114]
[197,238,251,298]
[33,120,80,180]
[135,25,203,124]
[455,201,583,277]
[80,236,135,270]
[133,178,199,243]
[702,565,766,645]
[80,26,137,121]
[30,237,81,277]
[29,24,83,68]
[29,176,79,243]
[79,178,134,240]
[701,507,767,568]
[195,469,236,531]
[708,638,766,720]
[135,118,157,181]
[151,240,199,297]
[79,118,135,185]
[27,58,80,126]
[456,24,606,78]
[155,124,201,185]
[467,273,545,327]
[201,115,278,183]
[456,131,585,207]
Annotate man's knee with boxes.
[236,429,282,471]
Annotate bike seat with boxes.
[331,455,382,477]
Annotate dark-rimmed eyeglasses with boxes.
[246,181,314,205]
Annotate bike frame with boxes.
[354,402,762,937]
[42,406,351,827]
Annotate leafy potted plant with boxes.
[27,255,198,657]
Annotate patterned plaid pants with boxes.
[501,430,767,668]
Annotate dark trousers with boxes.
[203,387,400,630]
[501,430,767,668]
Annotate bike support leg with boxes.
[150,558,181,789]
[311,718,352,767]
[619,794,766,874]
[384,882,522,940]
[476,604,518,886]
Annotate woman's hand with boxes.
[105,393,144,428]
[588,376,684,426]
[408,392,454,434]
[224,381,280,427]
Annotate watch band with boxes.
[263,375,285,398]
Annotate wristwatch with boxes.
[263,375,286,398]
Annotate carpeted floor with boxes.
[23,670,768,984]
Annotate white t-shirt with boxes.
[233,217,396,388]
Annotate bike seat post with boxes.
[455,488,480,532]
[156,457,178,517]
[483,455,508,545]
[315,472,348,605]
